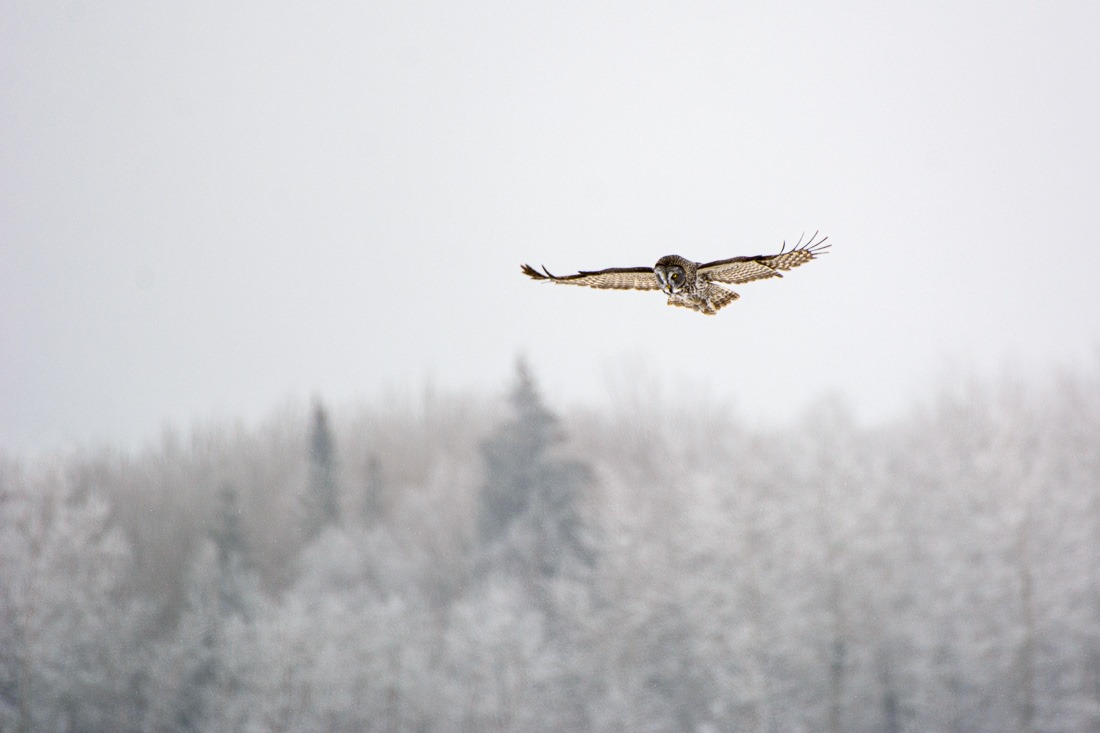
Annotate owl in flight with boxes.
[521,232,830,315]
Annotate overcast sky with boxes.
[3,1,1099,456]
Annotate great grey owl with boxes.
[521,232,830,315]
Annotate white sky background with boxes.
[2,1,1099,455]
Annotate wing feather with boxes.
[520,264,660,291]
[699,232,830,285]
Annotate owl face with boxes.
[653,256,693,295]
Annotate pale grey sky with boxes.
[3,1,1099,455]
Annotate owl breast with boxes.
[665,281,737,315]
[666,290,710,313]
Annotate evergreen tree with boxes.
[361,454,385,526]
[477,359,592,578]
[303,401,341,539]
[144,486,264,733]
[211,483,251,619]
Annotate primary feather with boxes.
[519,264,661,291]
[698,232,830,284]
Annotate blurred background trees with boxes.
[2,360,1099,732]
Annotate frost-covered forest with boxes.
[3,359,1100,733]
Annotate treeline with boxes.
[2,360,1100,732]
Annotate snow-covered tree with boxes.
[477,360,593,583]
[0,471,149,732]
[143,483,265,733]
[4,361,1100,731]
[302,401,341,540]
[360,454,385,525]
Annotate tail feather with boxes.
[708,285,740,313]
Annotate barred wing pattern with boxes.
[520,232,830,315]
[699,232,830,285]
[519,264,661,291]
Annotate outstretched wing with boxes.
[698,232,830,285]
[520,264,661,291]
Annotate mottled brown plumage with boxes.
[521,232,829,315]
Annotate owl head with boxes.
[653,255,695,295]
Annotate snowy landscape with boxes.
[5,2,1100,731]
[3,359,1099,732]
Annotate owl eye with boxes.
[671,272,681,282]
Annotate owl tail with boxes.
[707,285,740,314]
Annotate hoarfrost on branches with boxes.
[3,362,1100,731]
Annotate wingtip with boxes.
[793,231,831,256]
[808,232,831,255]
[520,263,547,280]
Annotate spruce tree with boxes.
[361,455,385,525]
[477,359,591,578]
[211,483,250,618]
[303,401,340,539]
[149,486,262,733]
